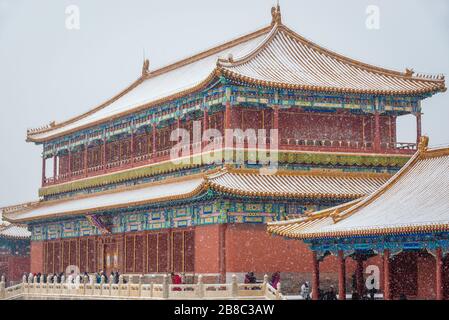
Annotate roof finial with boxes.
[405,68,415,77]
[142,48,150,76]
[418,136,429,152]
[271,1,282,26]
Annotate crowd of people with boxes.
[19,270,403,300]
[22,270,125,285]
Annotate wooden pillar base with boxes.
[312,251,320,300]
[383,249,391,300]
[338,250,346,300]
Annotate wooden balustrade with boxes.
[42,137,417,187]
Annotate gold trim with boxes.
[27,22,446,143]
[7,166,391,223]
[27,26,272,142]
[268,139,449,240]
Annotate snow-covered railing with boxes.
[0,274,282,300]
[265,280,285,300]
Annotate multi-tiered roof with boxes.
[26,5,445,143]
[5,6,446,224]
[267,137,449,239]
[4,168,390,223]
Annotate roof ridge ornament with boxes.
[142,58,150,77]
[271,2,282,26]
[418,136,429,153]
[405,68,415,77]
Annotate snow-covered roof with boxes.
[219,25,445,95]
[0,219,30,240]
[4,168,389,223]
[27,6,445,143]
[26,27,271,142]
[207,168,388,199]
[4,177,205,222]
[268,138,449,239]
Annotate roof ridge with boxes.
[332,138,434,223]
[218,23,279,67]
[221,23,445,84]
[148,25,272,79]
[27,26,272,140]
[3,173,207,222]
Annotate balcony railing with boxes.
[42,138,416,187]
[0,274,283,300]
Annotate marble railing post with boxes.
[262,274,268,293]
[436,247,443,301]
[275,282,282,300]
[231,274,238,297]
[83,276,88,295]
[312,251,320,300]
[0,277,5,299]
[338,250,346,300]
[383,249,391,300]
[139,275,144,296]
[162,274,169,299]
[197,275,204,298]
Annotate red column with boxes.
[416,112,422,146]
[436,247,443,300]
[203,109,209,133]
[84,145,88,177]
[219,224,227,283]
[68,150,72,177]
[225,102,232,130]
[41,156,46,186]
[53,155,57,181]
[338,250,346,300]
[177,117,182,146]
[273,106,279,130]
[383,249,391,300]
[356,255,364,297]
[130,133,135,166]
[374,112,381,152]
[152,123,157,158]
[312,251,320,300]
[102,138,107,173]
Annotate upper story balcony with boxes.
[41,107,419,187]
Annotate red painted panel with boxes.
[417,252,436,299]
[391,252,418,298]
[172,232,183,273]
[444,256,449,299]
[47,242,54,274]
[147,234,158,273]
[184,230,195,273]
[69,240,77,267]
[135,235,144,273]
[125,236,134,273]
[88,239,96,272]
[79,239,87,272]
[158,233,169,273]
[194,225,220,273]
[62,241,70,271]
[7,256,30,282]
[54,242,61,273]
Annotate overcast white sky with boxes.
[0,0,448,209]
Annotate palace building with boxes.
[2,6,446,289]
[268,138,449,300]
[0,218,30,285]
